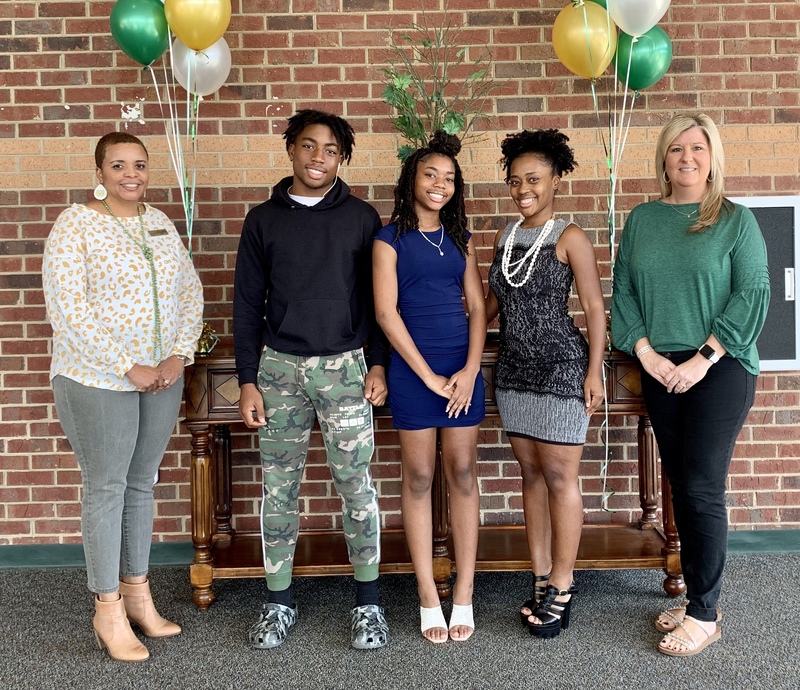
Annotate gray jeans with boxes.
[52,375,183,593]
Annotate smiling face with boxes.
[664,126,712,199]
[507,153,559,227]
[287,123,343,196]
[97,143,149,208]
[412,153,455,221]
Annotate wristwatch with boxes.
[698,344,720,363]
[175,354,192,364]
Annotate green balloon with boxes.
[587,0,608,8]
[110,0,169,66]
[615,25,673,91]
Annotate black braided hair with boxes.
[389,130,469,257]
[499,129,577,182]
[282,109,356,163]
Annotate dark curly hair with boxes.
[95,132,148,168]
[389,131,469,256]
[282,109,355,163]
[499,129,577,183]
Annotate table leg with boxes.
[637,415,660,529]
[187,421,216,610]
[661,469,685,597]
[213,424,234,539]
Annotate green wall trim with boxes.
[0,542,195,570]
[1,530,798,569]
[726,529,800,554]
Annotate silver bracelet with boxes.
[635,345,654,359]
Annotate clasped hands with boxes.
[126,357,186,393]
[427,368,477,419]
[639,350,711,393]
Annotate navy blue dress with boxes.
[375,224,485,430]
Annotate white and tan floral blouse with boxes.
[43,203,204,391]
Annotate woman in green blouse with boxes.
[611,113,769,657]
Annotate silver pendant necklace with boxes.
[418,226,445,256]
[664,201,699,219]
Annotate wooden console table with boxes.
[183,342,684,610]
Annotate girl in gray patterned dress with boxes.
[486,130,606,638]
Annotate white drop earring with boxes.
[93,183,108,201]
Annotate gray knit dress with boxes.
[488,218,590,445]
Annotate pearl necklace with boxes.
[101,200,163,361]
[501,216,556,287]
[418,226,445,256]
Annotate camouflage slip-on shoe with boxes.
[350,604,389,650]
[248,602,297,649]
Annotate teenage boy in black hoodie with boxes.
[233,110,389,649]
[233,110,390,650]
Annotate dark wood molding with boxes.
[183,340,684,609]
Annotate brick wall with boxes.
[1,0,799,545]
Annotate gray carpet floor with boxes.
[1,554,798,690]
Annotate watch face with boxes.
[699,344,717,361]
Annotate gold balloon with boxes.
[164,0,231,51]
[552,1,618,79]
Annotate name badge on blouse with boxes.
[148,228,169,237]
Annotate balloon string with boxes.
[184,86,200,260]
[599,359,615,512]
[149,46,192,257]
[164,44,186,202]
[580,2,596,79]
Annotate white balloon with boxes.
[607,0,671,38]
[171,36,231,97]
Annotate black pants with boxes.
[641,351,756,622]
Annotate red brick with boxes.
[7,470,55,486]
[0,487,31,502]
[31,486,79,502]
[752,56,800,72]
[317,48,366,65]
[152,518,184,533]
[9,503,55,519]
[724,5,772,21]
[751,22,799,38]
[39,3,87,18]
[729,475,780,491]
[756,491,800,507]
[0,521,32,535]
[33,519,81,534]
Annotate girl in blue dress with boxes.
[373,131,486,643]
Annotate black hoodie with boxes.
[233,176,390,385]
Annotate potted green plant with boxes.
[381,15,501,161]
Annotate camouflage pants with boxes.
[256,346,381,591]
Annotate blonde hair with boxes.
[656,113,728,233]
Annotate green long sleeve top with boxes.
[611,199,770,375]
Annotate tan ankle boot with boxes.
[93,596,149,662]
[119,579,181,638]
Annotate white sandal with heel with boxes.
[448,603,474,641]
[420,605,448,644]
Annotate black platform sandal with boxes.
[527,585,574,638]
[519,573,550,627]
